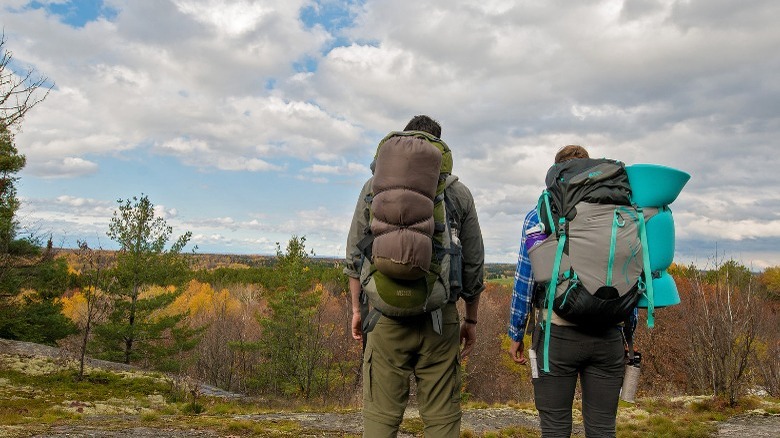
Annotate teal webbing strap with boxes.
[617,207,641,284]
[607,209,620,286]
[543,218,567,373]
[542,191,555,233]
[637,208,654,328]
[558,272,578,309]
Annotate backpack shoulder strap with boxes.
[542,216,568,373]
[443,175,460,227]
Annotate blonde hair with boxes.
[554,145,589,163]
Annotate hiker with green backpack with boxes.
[344,115,485,437]
[508,145,642,438]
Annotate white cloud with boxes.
[53,195,109,210]
[304,161,368,176]
[157,137,282,171]
[254,207,350,238]
[172,0,273,37]
[152,205,178,220]
[28,157,99,178]
[16,196,114,245]
[680,216,780,241]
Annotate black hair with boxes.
[403,115,442,138]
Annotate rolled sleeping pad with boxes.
[626,164,690,207]
[637,269,680,308]
[645,206,675,272]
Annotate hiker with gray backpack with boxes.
[344,115,485,437]
[508,145,645,437]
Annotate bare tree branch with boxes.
[0,32,53,129]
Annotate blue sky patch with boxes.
[299,0,360,33]
[300,0,362,51]
[293,56,318,73]
[27,0,117,27]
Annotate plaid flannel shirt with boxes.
[508,209,538,342]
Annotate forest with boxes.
[2,209,780,409]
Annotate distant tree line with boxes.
[484,263,515,280]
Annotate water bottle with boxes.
[620,352,641,403]
[528,349,539,379]
[524,223,547,252]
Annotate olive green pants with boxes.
[362,303,462,438]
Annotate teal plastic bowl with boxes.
[646,207,675,272]
[626,164,690,207]
[637,270,681,308]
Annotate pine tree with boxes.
[0,124,25,253]
[93,195,197,368]
[255,236,330,398]
[0,124,76,344]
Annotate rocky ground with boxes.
[8,407,551,437]
[18,410,780,437]
[2,339,779,437]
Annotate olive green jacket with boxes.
[344,176,485,303]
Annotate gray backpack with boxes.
[529,158,657,371]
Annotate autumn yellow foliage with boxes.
[139,285,177,300]
[165,280,242,325]
[59,286,110,326]
[759,266,780,298]
[60,291,88,324]
[60,280,247,328]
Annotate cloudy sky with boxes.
[3,0,779,269]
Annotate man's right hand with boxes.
[509,339,527,365]
[351,312,363,341]
[349,276,363,342]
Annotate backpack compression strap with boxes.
[637,208,654,328]
[542,216,567,373]
[429,176,460,336]
[540,190,555,233]
[606,208,627,287]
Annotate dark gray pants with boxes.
[532,324,625,438]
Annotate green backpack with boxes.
[358,130,461,330]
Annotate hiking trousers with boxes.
[362,302,462,438]
[531,324,625,438]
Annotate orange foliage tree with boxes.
[759,266,780,300]
[168,279,256,390]
[636,261,766,406]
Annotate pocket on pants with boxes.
[363,345,373,402]
[450,352,462,403]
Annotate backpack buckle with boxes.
[556,217,567,236]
